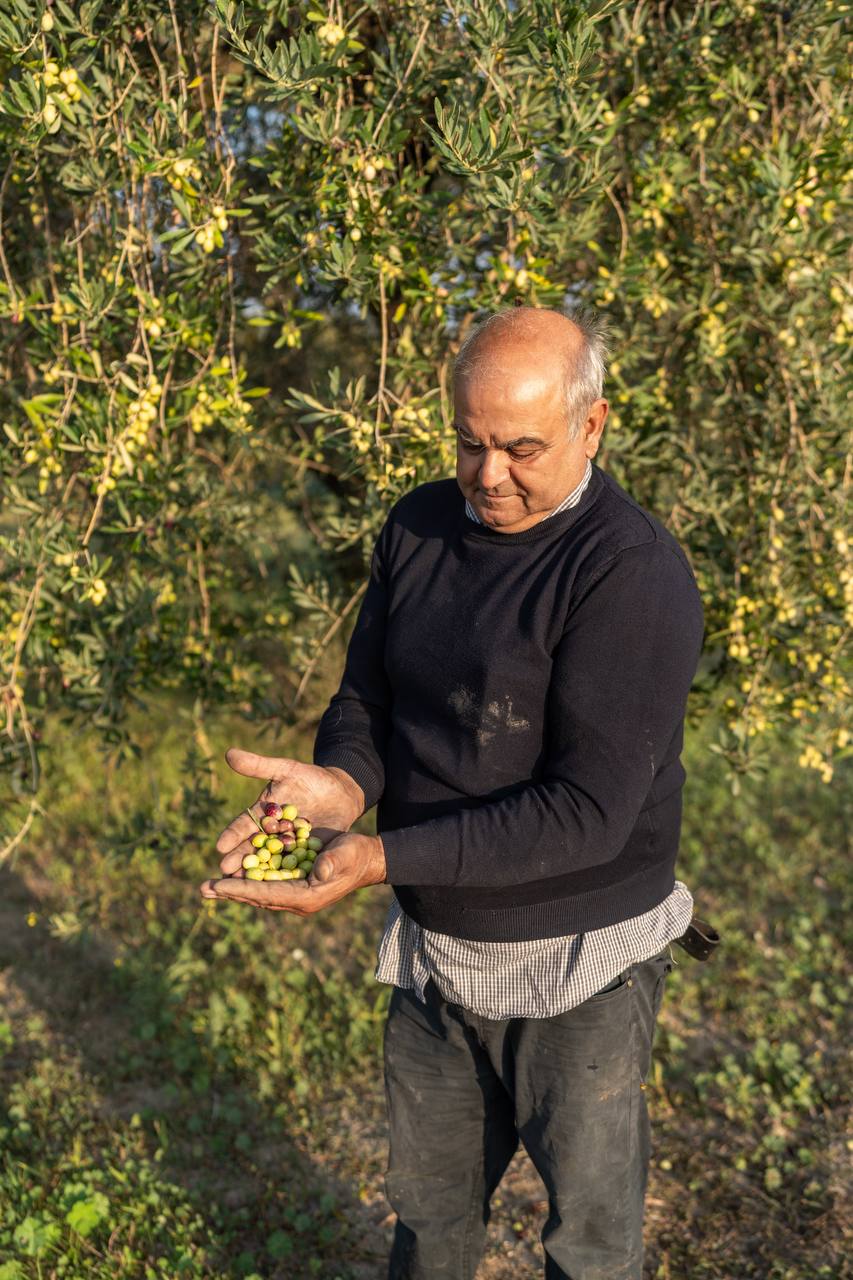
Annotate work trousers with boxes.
[383,949,674,1280]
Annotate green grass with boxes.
[0,695,849,1278]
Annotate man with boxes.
[201,306,705,1280]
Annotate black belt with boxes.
[673,916,721,961]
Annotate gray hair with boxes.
[453,304,609,441]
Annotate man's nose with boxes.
[478,449,509,491]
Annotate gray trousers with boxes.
[383,950,674,1280]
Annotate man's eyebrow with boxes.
[452,422,549,448]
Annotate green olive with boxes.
[282,853,298,870]
[306,836,323,851]
[297,861,313,874]
[269,852,283,869]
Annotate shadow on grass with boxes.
[0,865,392,1280]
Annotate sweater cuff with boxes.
[311,746,383,813]
[380,824,453,887]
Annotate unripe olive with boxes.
[294,868,308,879]
[242,852,260,869]
[282,804,298,821]
[307,837,323,851]
[265,837,284,855]
[280,869,295,880]
[256,846,271,863]
[251,833,267,849]
[282,853,298,870]
[264,869,284,880]
[297,861,313,874]
[267,852,281,869]
[245,867,265,881]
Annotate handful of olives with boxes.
[241,802,324,881]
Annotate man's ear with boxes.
[585,399,609,454]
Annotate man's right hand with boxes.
[214,748,365,878]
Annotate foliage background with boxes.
[0,0,849,1276]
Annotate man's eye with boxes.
[459,440,539,461]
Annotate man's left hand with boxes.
[199,832,387,914]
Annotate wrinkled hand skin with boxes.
[198,747,385,914]
[215,747,365,841]
[199,831,387,914]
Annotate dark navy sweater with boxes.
[313,464,705,942]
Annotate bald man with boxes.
[203,305,705,1280]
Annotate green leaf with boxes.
[6,76,39,117]
[54,94,78,125]
[162,228,198,254]
[267,1228,293,1259]
[171,190,194,224]
[66,1192,110,1238]
[13,1217,60,1257]
[0,14,24,47]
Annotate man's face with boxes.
[454,360,606,534]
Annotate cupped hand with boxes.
[199,832,386,914]
[213,748,365,879]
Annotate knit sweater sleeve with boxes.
[380,541,704,887]
[312,523,393,811]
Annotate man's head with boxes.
[452,305,609,533]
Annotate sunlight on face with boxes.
[454,367,597,533]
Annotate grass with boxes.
[0,693,849,1278]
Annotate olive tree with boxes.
[0,0,848,856]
